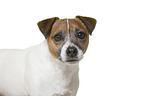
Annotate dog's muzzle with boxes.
[59,41,83,64]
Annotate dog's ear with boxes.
[76,16,97,35]
[38,17,59,39]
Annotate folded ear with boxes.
[37,17,59,39]
[76,16,97,35]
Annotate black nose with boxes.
[66,47,78,57]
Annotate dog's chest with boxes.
[32,62,79,96]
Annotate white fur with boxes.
[67,19,69,36]
[0,40,79,96]
[67,19,70,40]
[60,40,83,62]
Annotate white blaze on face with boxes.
[60,19,83,62]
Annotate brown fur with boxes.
[69,18,89,53]
[38,17,59,39]
[76,16,96,35]
[47,19,68,59]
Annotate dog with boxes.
[0,16,96,96]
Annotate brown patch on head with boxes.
[38,17,59,39]
[47,19,68,59]
[69,18,90,53]
[37,16,96,60]
[76,16,97,35]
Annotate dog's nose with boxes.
[66,47,78,57]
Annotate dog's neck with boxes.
[37,40,79,72]
[25,40,79,95]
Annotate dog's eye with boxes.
[77,32,86,39]
[54,34,62,42]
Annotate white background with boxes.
[0,0,145,96]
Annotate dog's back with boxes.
[0,40,51,95]
[0,41,56,96]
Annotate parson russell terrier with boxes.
[0,16,96,96]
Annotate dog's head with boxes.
[38,16,96,64]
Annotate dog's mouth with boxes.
[65,59,79,63]
[65,56,83,64]
[58,56,81,64]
